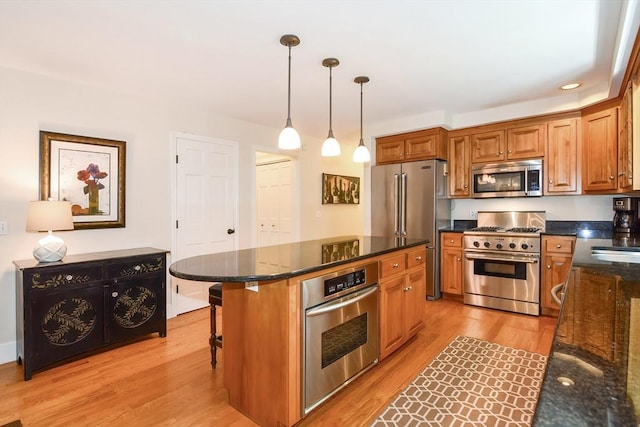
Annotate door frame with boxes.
[253,145,301,248]
[169,131,239,318]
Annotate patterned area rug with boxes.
[371,335,547,426]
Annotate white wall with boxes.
[0,66,364,363]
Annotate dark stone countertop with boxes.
[169,235,429,282]
[533,237,640,426]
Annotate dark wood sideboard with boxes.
[14,247,168,380]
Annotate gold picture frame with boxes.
[322,173,360,204]
[39,131,126,229]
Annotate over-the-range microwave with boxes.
[471,159,543,198]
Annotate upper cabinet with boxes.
[448,134,471,198]
[582,106,620,192]
[618,83,633,191]
[546,118,581,195]
[376,127,448,164]
[470,124,545,164]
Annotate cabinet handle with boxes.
[610,176,615,180]
[66,275,73,281]
[556,244,561,248]
[393,263,399,268]
[499,151,504,155]
[464,184,468,188]
[547,265,551,269]
[456,257,461,261]
[403,286,413,292]
[134,265,141,271]
[415,256,422,261]
[508,150,512,154]
[548,180,554,184]
[112,291,119,298]
[449,239,454,243]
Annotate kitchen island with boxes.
[169,235,429,426]
[534,237,639,426]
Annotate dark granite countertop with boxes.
[169,235,429,282]
[533,237,639,426]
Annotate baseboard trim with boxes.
[0,340,17,365]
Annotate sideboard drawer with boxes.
[107,255,165,279]
[26,265,103,291]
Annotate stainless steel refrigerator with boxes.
[371,159,450,300]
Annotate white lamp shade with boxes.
[353,144,371,163]
[278,125,301,150]
[26,200,74,232]
[321,137,341,157]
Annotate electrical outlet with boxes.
[470,210,477,219]
[0,221,7,235]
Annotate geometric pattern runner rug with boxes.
[370,335,547,427]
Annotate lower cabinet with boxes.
[14,248,167,380]
[378,247,426,360]
[541,235,575,316]
[440,232,463,295]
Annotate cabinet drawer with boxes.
[26,265,103,291]
[379,254,407,278]
[407,248,426,268]
[441,233,463,248]
[107,256,166,279]
[544,237,574,254]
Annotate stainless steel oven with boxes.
[463,211,544,316]
[463,249,540,315]
[302,262,378,415]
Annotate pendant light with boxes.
[353,76,371,163]
[278,34,301,150]
[321,58,341,156]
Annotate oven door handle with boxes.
[306,286,378,317]
[464,252,539,264]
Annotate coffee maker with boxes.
[613,197,640,234]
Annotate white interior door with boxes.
[173,134,238,315]
[256,155,295,269]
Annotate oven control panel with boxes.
[324,269,366,297]
[464,235,540,253]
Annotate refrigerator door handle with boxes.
[394,173,400,235]
[401,172,407,235]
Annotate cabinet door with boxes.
[107,275,166,343]
[404,268,425,337]
[376,138,404,164]
[448,135,471,197]
[507,124,545,159]
[542,253,572,311]
[379,275,405,359]
[618,84,633,190]
[471,130,505,163]
[441,248,463,295]
[583,107,618,192]
[30,286,105,372]
[405,133,436,161]
[546,119,579,194]
[571,268,616,361]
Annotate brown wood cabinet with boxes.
[582,106,619,192]
[546,118,580,194]
[440,232,463,295]
[448,134,471,197]
[376,128,448,164]
[470,124,545,164]
[471,130,505,163]
[378,247,426,360]
[618,83,633,190]
[541,235,575,316]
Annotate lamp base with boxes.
[33,232,67,263]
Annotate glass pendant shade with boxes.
[278,118,301,150]
[322,133,341,157]
[278,34,301,150]
[353,140,370,162]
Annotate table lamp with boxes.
[26,200,74,262]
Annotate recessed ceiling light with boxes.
[561,83,581,90]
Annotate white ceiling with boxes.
[1,0,639,141]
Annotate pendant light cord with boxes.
[328,66,334,136]
[286,44,292,122]
[360,82,364,142]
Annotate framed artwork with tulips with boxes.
[39,131,126,229]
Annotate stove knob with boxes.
[521,243,529,250]
[509,243,516,249]
[473,241,480,248]
[496,243,503,249]
[484,242,491,248]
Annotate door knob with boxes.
[227,228,236,234]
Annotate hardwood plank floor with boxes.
[0,298,557,426]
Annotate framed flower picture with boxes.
[39,131,126,229]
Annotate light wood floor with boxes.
[0,298,557,427]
